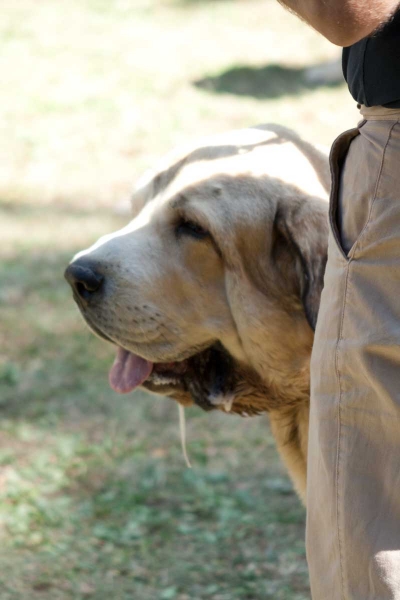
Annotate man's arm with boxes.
[278,0,399,46]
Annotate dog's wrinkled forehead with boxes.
[131,124,329,217]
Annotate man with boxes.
[277,1,400,598]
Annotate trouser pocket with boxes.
[328,125,363,261]
[329,119,400,262]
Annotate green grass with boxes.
[0,0,357,597]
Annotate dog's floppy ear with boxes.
[274,197,328,330]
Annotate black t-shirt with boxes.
[342,10,400,108]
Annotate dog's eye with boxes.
[176,219,209,240]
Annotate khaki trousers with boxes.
[307,106,400,599]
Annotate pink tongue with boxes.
[109,348,153,394]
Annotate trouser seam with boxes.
[334,261,351,600]
[373,120,399,200]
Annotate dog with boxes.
[65,124,330,502]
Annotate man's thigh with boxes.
[307,116,400,600]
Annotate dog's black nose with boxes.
[64,260,104,300]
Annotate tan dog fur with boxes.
[69,124,330,503]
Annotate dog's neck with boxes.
[229,373,310,502]
[234,334,312,503]
[269,400,309,503]
[262,344,311,504]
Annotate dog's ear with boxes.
[274,198,328,330]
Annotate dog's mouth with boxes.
[109,348,188,394]
[108,343,238,412]
[79,312,265,415]
[78,310,237,411]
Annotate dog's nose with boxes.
[64,260,104,301]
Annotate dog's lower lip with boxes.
[75,314,214,389]
[153,361,188,374]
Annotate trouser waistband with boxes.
[359,104,400,120]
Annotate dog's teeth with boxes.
[208,393,235,412]
[223,394,235,412]
[151,374,179,386]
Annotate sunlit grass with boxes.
[0,0,354,209]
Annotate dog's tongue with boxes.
[109,348,153,394]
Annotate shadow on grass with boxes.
[194,62,344,100]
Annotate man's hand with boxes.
[278,0,399,46]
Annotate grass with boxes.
[0,0,356,597]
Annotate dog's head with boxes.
[65,125,329,415]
